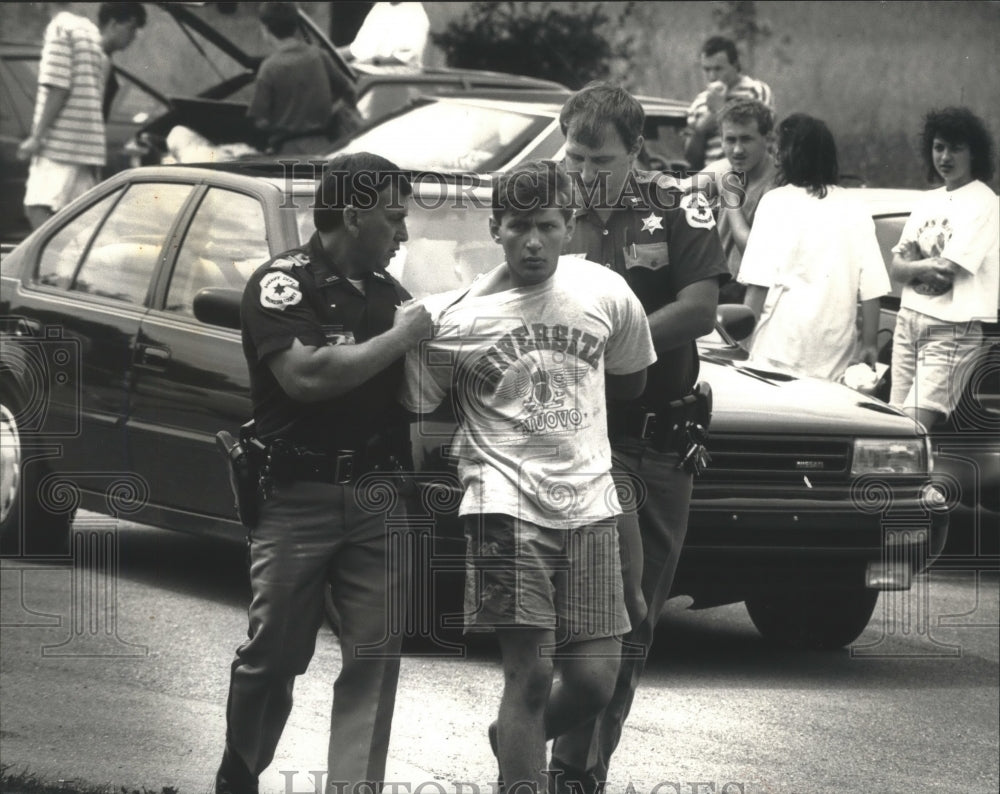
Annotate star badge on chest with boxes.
[640,213,663,234]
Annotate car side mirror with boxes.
[716,303,756,342]
[193,287,242,330]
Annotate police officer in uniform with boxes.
[215,152,432,794]
[550,83,729,791]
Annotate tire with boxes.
[745,586,879,650]
[0,397,73,557]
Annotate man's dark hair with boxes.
[718,97,775,137]
[492,160,573,222]
[98,3,147,28]
[314,152,411,233]
[559,82,644,152]
[259,1,299,40]
[774,113,839,198]
[920,106,996,184]
[701,35,739,67]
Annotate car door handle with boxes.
[135,344,171,368]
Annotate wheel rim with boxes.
[0,403,22,524]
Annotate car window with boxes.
[385,195,502,299]
[358,83,428,122]
[70,183,193,304]
[338,102,551,172]
[874,214,908,298]
[166,188,269,315]
[35,190,125,288]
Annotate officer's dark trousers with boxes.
[223,479,404,789]
[551,441,693,781]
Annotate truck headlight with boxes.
[851,438,927,475]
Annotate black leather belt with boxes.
[266,442,400,486]
[608,394,704,450]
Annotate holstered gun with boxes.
[215,420,262,529]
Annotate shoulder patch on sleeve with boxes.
[259,271,303,310]
[680,192,716,230]
[267,251,310,271]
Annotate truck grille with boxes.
[702,435,851,483]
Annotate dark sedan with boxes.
[0,164,950,650]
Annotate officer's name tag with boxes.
[322,325,355,345]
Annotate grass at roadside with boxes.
[0,766,178,794]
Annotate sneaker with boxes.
[488,721,504,794]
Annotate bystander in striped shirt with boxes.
[32,10,108,167]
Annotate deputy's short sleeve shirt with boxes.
[565,172,728,403]
[241,233,411,448]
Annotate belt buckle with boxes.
[333,451,355,485]
[639,412,657,441]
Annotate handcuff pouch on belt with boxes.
[609,381,714,475]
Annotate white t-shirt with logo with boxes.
[400,256,656,529]
[892,180,1000,323]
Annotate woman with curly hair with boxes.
[737,113,890,381]
[889,107,999,430]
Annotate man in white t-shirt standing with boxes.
[18,3,146,229]
[401,161,655,793]
[340,1,429,66]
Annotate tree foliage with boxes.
[431,2,635,90]
[712,0,792,69]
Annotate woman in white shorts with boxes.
[889,107,999,431]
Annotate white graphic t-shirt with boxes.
[401,256,656,529]
[892,180,999,323]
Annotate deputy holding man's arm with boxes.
[215,153,431,794]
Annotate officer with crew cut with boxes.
[551,82,729,793]
[215,152,432,794]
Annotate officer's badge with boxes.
[680,193,716,229]
[640,213,664,235]
[260,272,302,310]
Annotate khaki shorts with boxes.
[24,156,99,213]
[462,513,630,643]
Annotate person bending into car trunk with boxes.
[550,83,729,793]
[248,2,361,155]
[889,106,999,432]
[215,152,433,794]
[400,161,656,793]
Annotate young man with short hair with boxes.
[552,82,729,793]
[401,161,656,793]
[18,2,146,228]
[684,35,774,171]
[704,98,778,302]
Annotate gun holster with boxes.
[215,420,262,529]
